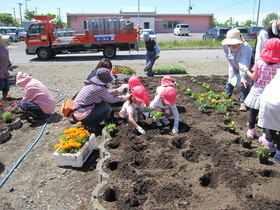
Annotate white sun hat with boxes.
[222,28,245,45]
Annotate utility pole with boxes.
[35,7,37,15]
[18,3,23,26]
[13,7,16,20]
[256,0,261,27]
[188,0,193,14]
[25,0,31,11]
[57,7,61,19]
[138,0,140,26]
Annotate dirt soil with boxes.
[0,63,280,209]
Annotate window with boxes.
[144,22,150,29]
[69,16,76,21]
[163,21,183,29]
[27,24,45,38]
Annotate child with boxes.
[149,86,179,134]
[16,72,56,122]
[128,76,150,107]
[119,85,150,135]
[244,38,280,143]
[155,76,175,96]
[258,67,280,161]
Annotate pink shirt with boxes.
[251,61,280,95]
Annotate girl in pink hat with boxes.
[127,76,150,107]
[119,85,150,135]
[155,76,175,96]
[244,38,280,149]
[149,86,179,134]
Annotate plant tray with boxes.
[53,134,96,167]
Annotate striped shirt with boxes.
[73,83,124,118]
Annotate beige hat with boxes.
[221,28,244,45]
[0,34,9,46]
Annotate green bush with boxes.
[153,66,186,75]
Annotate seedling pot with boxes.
[259,155,269,164]
[242,141,251,149]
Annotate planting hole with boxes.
[199,173,212,187]
[104,188,118,202]
[108,161,119,171]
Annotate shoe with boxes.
[155,120,162,127]
[70,118,78,124]
[274,154,280,162]
[259,137,276,152]
[246,129,255,139]
[239,103,247,111]
[161,118,170,126]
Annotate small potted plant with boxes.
[228,121,236,134]
[223,113,232,125]
[150,111,163,121]
[106,123,118,137]
[142,107,154,119]
[2,112,12,123]
[256,145,271,164]
[241,136,252,148]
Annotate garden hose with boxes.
[0,87,66,188]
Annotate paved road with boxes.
[8,38,224,65]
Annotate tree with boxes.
[243,20,255,28]
[0,13,13,26]
[24,10,35,21]
[262,13,279,26]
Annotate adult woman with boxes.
[222,28,253,111]
[73,68,128,131]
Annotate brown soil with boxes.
[98,76,280,209]
[0,66,280,209]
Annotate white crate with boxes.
[53,134,96,167]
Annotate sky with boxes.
[1,0,279,25]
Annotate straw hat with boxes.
[221,28,244,45]
[0,34,9,46]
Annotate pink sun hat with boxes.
[160,87,177,105]
[131,85,150,107]
[161,76,174,87]
[260,38,280,63]
[128,76,143,88]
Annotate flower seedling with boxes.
[143,107,154,112]
[2,112,12,123]
[150,111,163,121]
[202,83,211,90]
[174,81,180,87]
[184,88,192,95]
[223,113,231,121]
[241,136,252,148]
[228,121,236,133]
[106,123,117,133]
[256,145,271,157]
[196,97,207,112]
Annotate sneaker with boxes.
[274,154,280,162]
[264,144,276,153]
[161,118,170,126]
[239,103,247,111]
[155,120,162,127]
[246,129,255,139]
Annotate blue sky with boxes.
[1,0,279,24]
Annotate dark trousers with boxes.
[19,101,50,120]
[0,77,10,98]
[248,108,259,129]
[225,82,250,103]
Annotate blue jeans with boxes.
[19,101,50,120]
[0,77,10,98]
[145,51,157,77]
[225,83,249,104]
[74,101,112,128]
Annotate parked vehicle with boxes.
[25,16,140,60]
[174,24,190,36]
[140,29,157,40]
[202,27,231,41]
[248,26,263,40]
[234,27,249,40]
[16,28,27,41]
[0,27,19,42]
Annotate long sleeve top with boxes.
[0,46,11,79]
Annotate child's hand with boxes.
[136,126,146,135]
[118,84,129,92]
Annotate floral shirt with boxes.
[251,60,280,95]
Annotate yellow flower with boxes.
[222,99,227,102]
[200,97,205,101]
[200,94,205,97]
[211,99,217,103]
[209,91,214,93]
[221,92,226,95]
[228,99,233,101]
[76,121,82,125]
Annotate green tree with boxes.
[0,13,13,26]
[24,10,35,21]
[243,20,255,28]
[262,13,279,26]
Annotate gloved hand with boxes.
[8,65,13,71]
[155,54,160,60]
[136,126,146,135]
[118,84,129,92]
[172,128,179,134]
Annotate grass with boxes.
[139,39,257,50]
